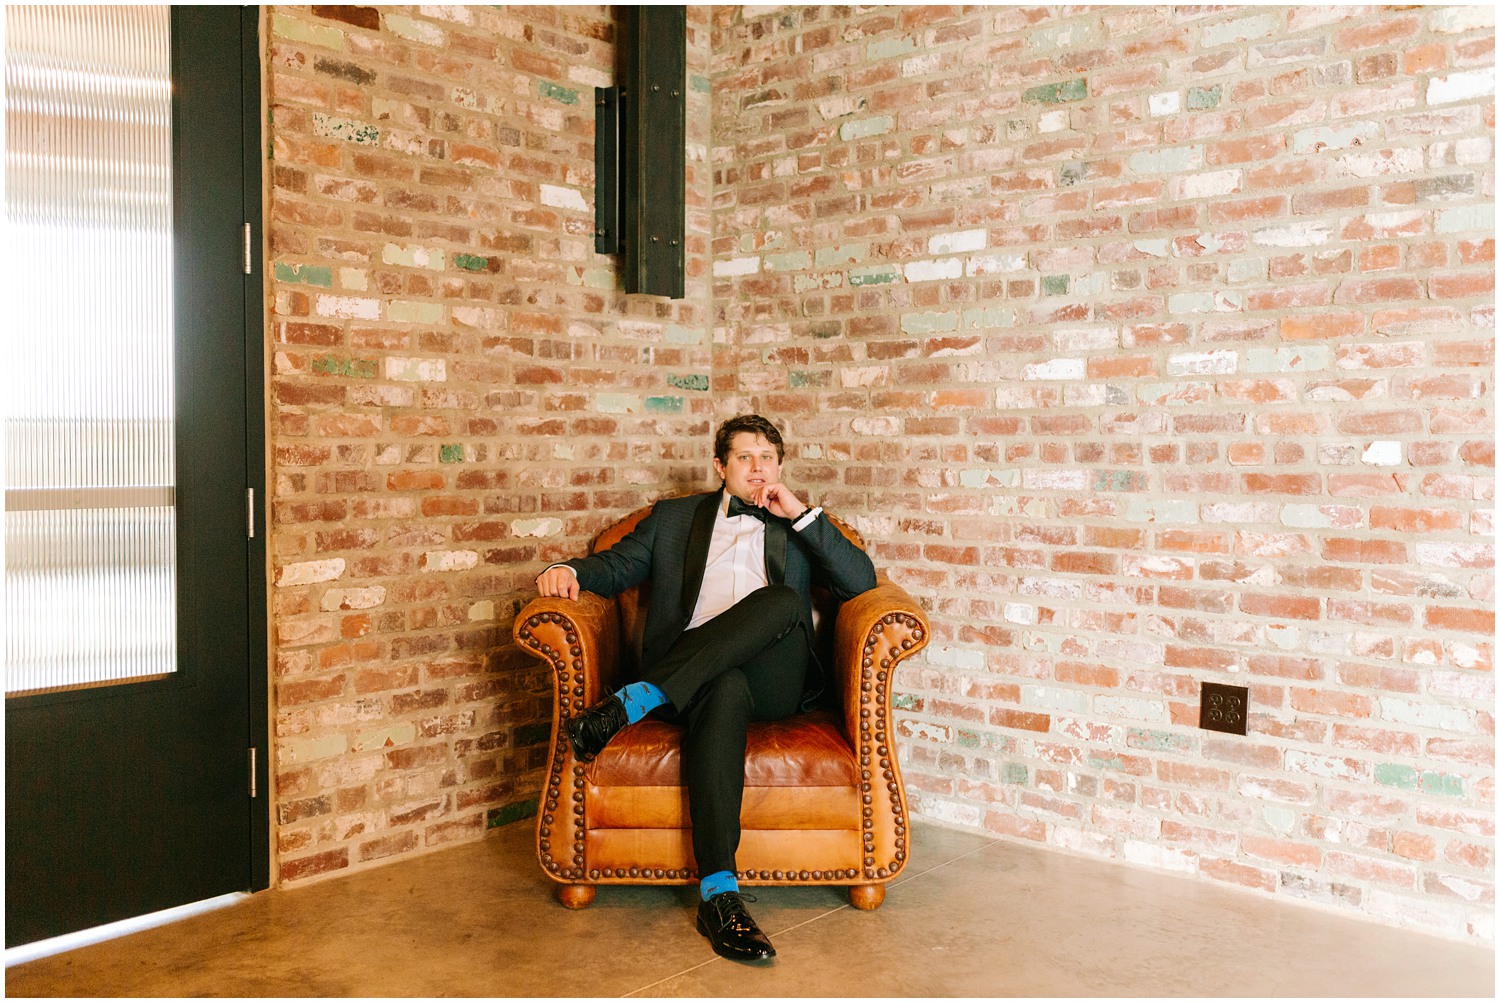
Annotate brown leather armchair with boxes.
[513,504,929,910]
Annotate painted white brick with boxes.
[1123,840,1197,874]
[277,558,346,587]
[1167,350,1237,376]
[1377,697,1476,733]
[420,549,479,573]
[904,257,964,282]
[1023,358,1085,380]
[539,183,589,211]
[1362,441,1402,466]
[1172,169,1242,200]
[713,256,760,277]
[928,229,988,255]
[1428,68,1495,105]
[511,518,564,538]
[315,295,381,320]
[320,586,386,611]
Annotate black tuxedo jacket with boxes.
[563,489,877,682]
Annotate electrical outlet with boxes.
[1199,681,1248,736]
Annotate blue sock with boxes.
[700,870,739,901]
[616,681,668,724]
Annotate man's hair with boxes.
[714,413,785,465]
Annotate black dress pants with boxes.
[639,585,808,878]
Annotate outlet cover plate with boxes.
[1200,681,1249,736]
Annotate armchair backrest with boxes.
[590,500,866,678]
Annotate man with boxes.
[535,414,876,962]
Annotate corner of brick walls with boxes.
[708,5,1494,944]
[264,4,715,885]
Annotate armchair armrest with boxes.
[513,591,621,718]
[832,572,929,746]
[515,591,620,888]
[830,572,929,884]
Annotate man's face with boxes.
[714,432,782,503]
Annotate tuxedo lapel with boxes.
[679,490,720,623]
[764,514,787,586]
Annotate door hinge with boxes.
[243,223,253,275]
[248,747,259,799]
[247,487,255,539]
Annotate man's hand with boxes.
[754,482,809,522]
[536,565,580,600]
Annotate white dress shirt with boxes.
[688,496,822,629]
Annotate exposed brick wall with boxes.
[260,3,1493,946]
[708,5,1494,943]
[264,5,715,884]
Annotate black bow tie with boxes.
[726,496,767,522]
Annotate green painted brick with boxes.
[849,265,901,287]
[272,12,346,50]
[689,73,711,94]
[1002,762,1029,784]
[1202,13,1279,48]
[815,243,868,268]
[764,250,811,272]
[1127,728,1194,753]
[839,115,894,141]
[644,395,683,414]
[964,306,1015,329]
[312,112,378,146]
[1129,146,1203,174]
[537,80,578,104]
[486,796,538,829]
[789,370,829,388]
[1421,771,1464,797]
[1042,274,1070,296]
[667,373,709,392]
[1023,78,1088,104]
[1187,85,1221,110]
[1096,470,1147,492]
[955,729,981,750]
[311,356,377,379]
[596,393,639,413]
[275,262,333,287]
[810,322,840,339]
[900,311,958,335]
[454,253,490,272]
[665,325,706,345]
[1375,763,1419,790]
[867,37,917,61]
[389,300,445,324]
[439,444,464,464]
[582,267,615,289]
[892,692,920,711]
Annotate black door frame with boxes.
[4,5,268,946]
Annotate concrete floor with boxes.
[5,820,1494,997]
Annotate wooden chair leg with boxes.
[848,883,885,910]
[557,884,596,909]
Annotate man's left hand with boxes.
[753,482,809,522]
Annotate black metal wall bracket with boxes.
[594,6,685,299]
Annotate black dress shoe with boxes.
[566,695,628,762]
[696,891,775,962]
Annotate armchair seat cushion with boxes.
[587,711,859,789]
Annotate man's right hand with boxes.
[536,565,580,600]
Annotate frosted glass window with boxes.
[5,6,176,694]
